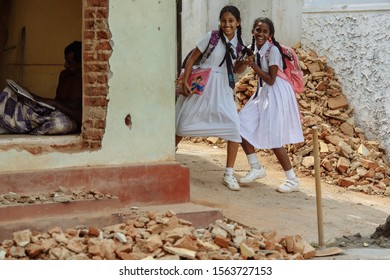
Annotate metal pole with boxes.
[312,126,325,248]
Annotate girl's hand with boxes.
[234,53,254,74]
[182,81,192,97]
[245,54,254,62]
[244,54,255,66]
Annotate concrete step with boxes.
[315,248,390,260]
[0,201,223,241]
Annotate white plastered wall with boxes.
[301,2,390,154]
[181,0,303,56]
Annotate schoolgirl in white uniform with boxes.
[176,6,246,191]
[236,17,304,193]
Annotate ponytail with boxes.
[236,25,245,48]
[218,27,227,45]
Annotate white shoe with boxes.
[222,174,240,191]
[239,168,266,184]
[276,179,300,193]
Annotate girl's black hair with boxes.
[251,36,256,53]
[218,5,245,53]
[251,17,286,69]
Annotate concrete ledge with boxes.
[0,202,223,241]
[315,248,390,260]
[0,161,190,205]
[0,161,194,241]
[0,198,121,222]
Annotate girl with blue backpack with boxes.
[176,5,246,191]
[236,17,304,193]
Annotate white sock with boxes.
[225,167,234,176]
[285,168,297,180]
[247,153,261,170]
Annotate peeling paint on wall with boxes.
[302,9,390,155]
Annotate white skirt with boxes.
[176,66,241,142]
[239,77,304,149]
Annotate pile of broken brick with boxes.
[234,44,390,196]
[0,210,316,260]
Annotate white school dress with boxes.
[176,31,241,143]
[239,41,304,149]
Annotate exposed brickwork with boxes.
[82,0,112,150]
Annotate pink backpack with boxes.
[268,44,304,94]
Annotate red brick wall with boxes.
[82,0,112,150]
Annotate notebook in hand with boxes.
[6,79,55,110]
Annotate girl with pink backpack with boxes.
[235,17,304,193]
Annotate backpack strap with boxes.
[265,43,286,77]
[208,30,220,57]
[198,30,220,65]
[265,43,272,66]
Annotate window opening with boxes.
[0,0,111,152]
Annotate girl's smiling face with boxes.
[252,21,272,48]
[219,12,240,41]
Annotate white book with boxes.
[6,79,55,110]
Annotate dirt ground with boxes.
[176,140,390,250]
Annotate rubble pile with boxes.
[0,210,316,260]
[234,44,390,195]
